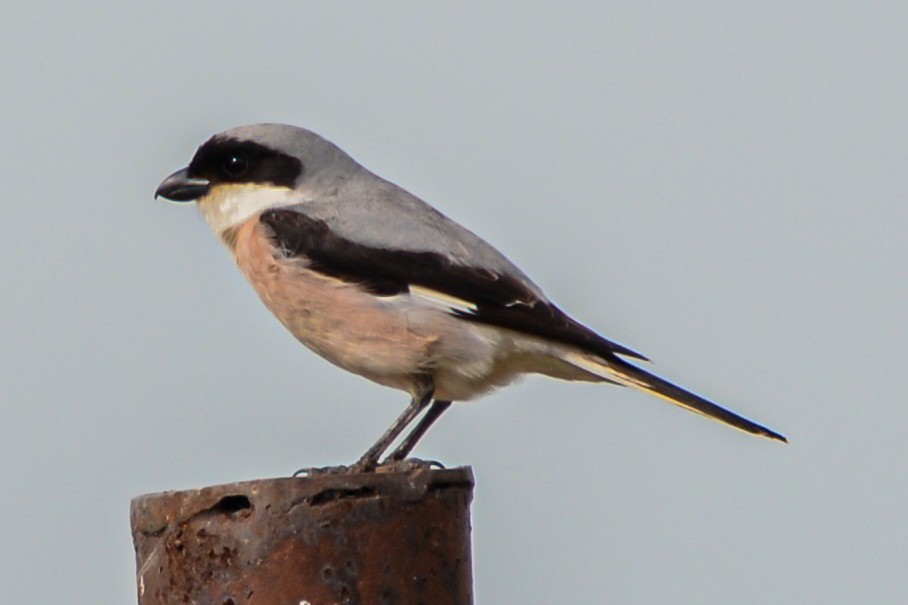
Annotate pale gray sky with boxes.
[2,2,906,603]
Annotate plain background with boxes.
[2,3,905,603]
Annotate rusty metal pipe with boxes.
[131,466,474,605]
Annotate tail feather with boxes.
[569,353,787,442]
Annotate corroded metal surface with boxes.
[131,466,474,605]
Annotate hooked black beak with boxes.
[155,167,210,202]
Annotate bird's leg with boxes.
[385,400,452,462]
[352,375,434,472]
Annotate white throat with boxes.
[197,184,298,236]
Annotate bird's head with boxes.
[155,123,359,237]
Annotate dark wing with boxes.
[261,209,646,361]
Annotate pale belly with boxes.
[230,218,502,399]
[229,217,601,401]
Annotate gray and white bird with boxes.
[156,123,786,470]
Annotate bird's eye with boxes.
[222,154,250,178]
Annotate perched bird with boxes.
[156,124,786,470]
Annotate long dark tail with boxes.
[571,353,787,442]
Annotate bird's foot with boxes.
[292,464,355,477]
[375,457,446,473]
[291,457,445,477]
[293,454,379,476]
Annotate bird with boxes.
[155,123,786,471]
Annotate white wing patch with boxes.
[409,285,478,314]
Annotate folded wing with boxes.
[260,207,646,361]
